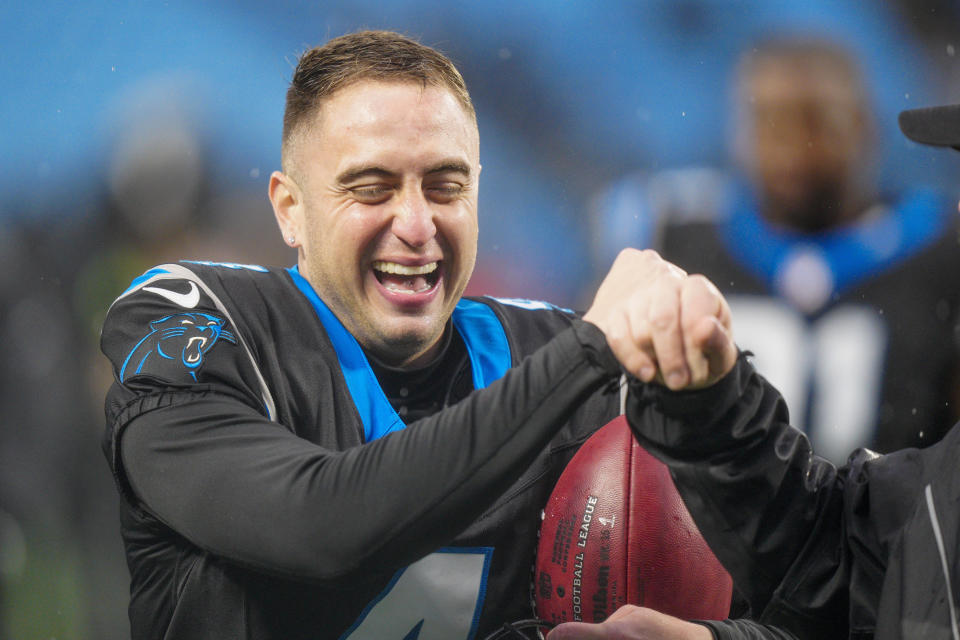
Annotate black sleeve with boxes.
[117,319,621,584]
[696,619,799,640]
[624,356,877,638]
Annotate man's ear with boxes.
[269,171,303,248]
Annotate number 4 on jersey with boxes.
[340,548,493,640]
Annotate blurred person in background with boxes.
[591,36,960,463]
[549,102,960,640]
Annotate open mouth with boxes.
[372,260,441,295]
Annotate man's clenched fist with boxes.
[583,249,736,390]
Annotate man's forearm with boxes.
[119,321,620,583]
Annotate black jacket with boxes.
[628,358,960,639]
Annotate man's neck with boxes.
[366,325,455,374]
[367,326,473,423]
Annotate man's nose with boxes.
[391,190,437,247]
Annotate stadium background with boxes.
[1,2,958,637]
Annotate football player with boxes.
[591,37,960,463]
[550,104,960,640]
[100,30,743,639]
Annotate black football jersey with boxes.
[593,172,960,462]
[100,260,626,640]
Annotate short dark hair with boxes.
[281,30,475,170]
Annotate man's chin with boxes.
[364,324,447,368]
[765,182,845,231]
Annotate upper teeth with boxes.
[372,261,438,275]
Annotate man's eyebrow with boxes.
[336,166,399,184]
[425,161,471,177]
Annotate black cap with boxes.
[898,104,960,151]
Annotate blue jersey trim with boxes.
[287,268,513,442]
[456,546,494,640]
[121,267,172,296]
[337,546,494,640]
[452,299,512,390]
[338,561,410,640]
[180,260,268,272]
[720,186,951,303]
[286,266,405,442]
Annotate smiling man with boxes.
[270,77,480,367]
[99,31,740,640]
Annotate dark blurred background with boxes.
[2,2,959,638]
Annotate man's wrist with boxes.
[625,352,756,451]
[634,351,751,415]
[572,318,622,377]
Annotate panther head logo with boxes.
[121,312,237,383]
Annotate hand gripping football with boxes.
[534,415,732,626]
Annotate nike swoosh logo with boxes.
[143,282,200,308]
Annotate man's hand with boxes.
[583,249,736,390]
[546,605,714,640]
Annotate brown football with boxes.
[534,415,732,626]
